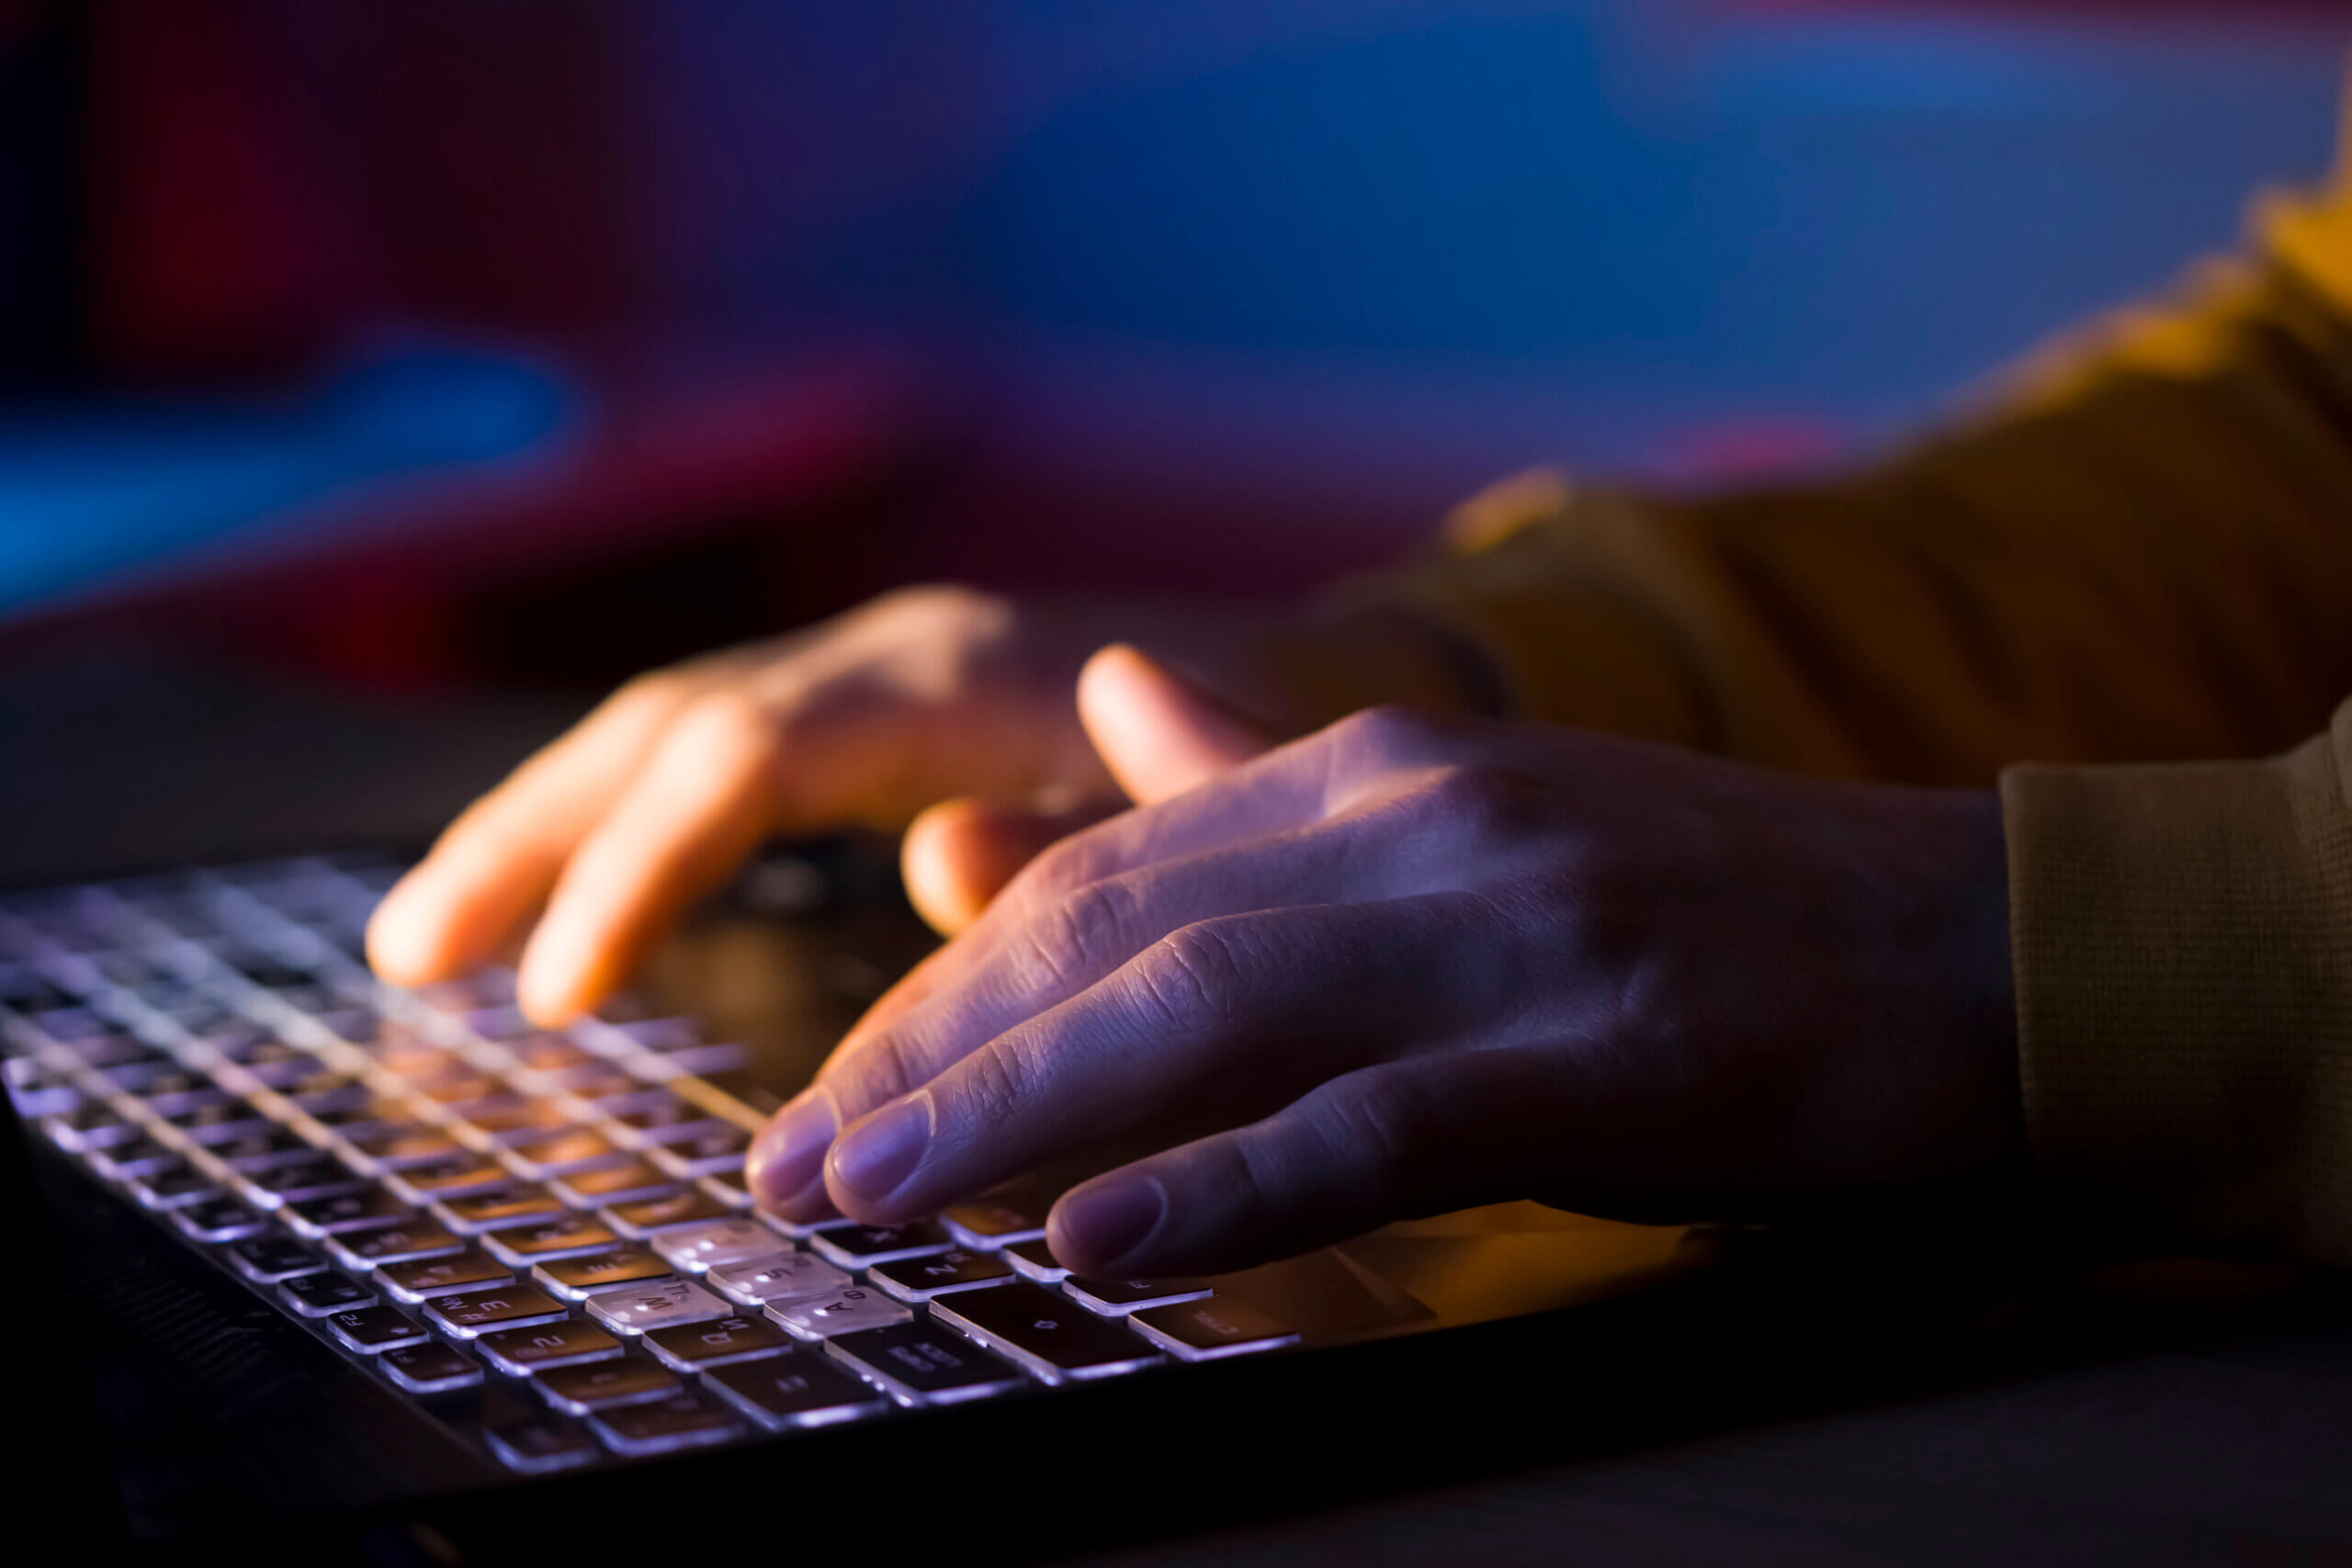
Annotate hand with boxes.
[366,585,1465,1024]
[747,650,2025,1276]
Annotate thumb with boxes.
[1077,643,1276,806]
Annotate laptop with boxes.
[6,829,1729,1558]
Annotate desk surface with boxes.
[11,651,2350,1565]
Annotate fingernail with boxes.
[827,1095,933,1201]
[1055,1178,1165,1269]
[748,1089,838,1208]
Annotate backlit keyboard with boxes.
[1,854,1301,1473]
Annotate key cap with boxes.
[599,1187,732,1238]
[1130,1298,1301,1361]
[550,1159,677,1209]
[582,1278,732,1337]
[501,1128,628,1181]
[707,1250,850,1310]
[642,1313,791,1373]
[88,1136,180,1180]
[766,1286,913,1342]
[160,1096,272,1145]
[644,1125,751,1179]
[943,1193,1051,1250]
[705,1353,889,1431]
[696,1171,753,1209]
[278,1269,377,1317]
[383,1156,512,1205]
[482,1408,597,1472]
[603,1093,724,1148]
[649,1217,784,1274]
[432,1185,569,1235]
[1062,1276,1216,1316]
[209,1127,322,1172]
[930,1282,1160,1384]
[238,1155,368,1207]
[377,1248,514,1305]
[228,1237,327,1282]
[809,1221,955,1269]
[476,1318,625,1379]
[870,1247,1015,1303]
[827,1320,1026,1405]
[482,1216,621,1268]
[380,1341,483,1395]
[537,1358,679,1417]
[281,1188,413,1240]
[41,1102,137,1151]
[130,1163,219,1209]
[173,1195,266,1242]
[344,1126,464,1173]
[326,1219,465,1271]
[324,1303,431,1354]
[424,1286,569,1338]
[587,1391,741,1457]
[533,1247,675,1303]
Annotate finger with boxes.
[367,669,721,985]
[1077,643,1274,806]
[514,689,789,1023]
[1045,1045,1579,1277]
[819,897,1508,1223]
[900,796,1115,938]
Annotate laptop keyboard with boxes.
[1,853,1302,1473]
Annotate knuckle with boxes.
[1009,878,1124,994]
[670,687,778,761]
[1132,919,1248,1037]
[1410,763,1545,841]
[958,1033,1040,1128]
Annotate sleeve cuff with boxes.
[2001,701,2352,1261]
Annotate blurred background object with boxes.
[1,0,2346,709]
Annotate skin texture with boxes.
[747,649,2024,1278]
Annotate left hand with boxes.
[747,649,2025,1278]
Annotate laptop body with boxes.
[8,834,1746,1561]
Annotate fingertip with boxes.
[901,798,998,936]
[365,876,458,987]
[1047,1174,1168,1278]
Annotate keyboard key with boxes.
[344,1126,465,1172]
[827,1321,1026,1406]
[809,1221,955,1269]
[644,1125,751,1179]
[695,1172,753,1209]
[642,1313,791,1373]
[533,1247,675,1303]
[931,1282,1160,1384]
[324,1303,431,1354]
[482,1408,597,1472]
[1129,1298,1301,1361]
[228,1237,327,1283]
[1062,1277,1216,1317]
[482,1216,622,1268]
[445,1093,574,1146]
[88,1136,180,1180]
[705,1354,888,1431]
[869,1247,1015,1303]
[377,1248,514,1305]
[476,1318,625,1379]
[707,1250,851,1309]
[550,1159,678,1209]
[766,1286,913,1342]
[501,1128,628,1181]
[281,1188,413,1240]
[129,1163,219,1209]
[383,1156,512,1205]
[381,1341,483,1395]
[424,1286,569,1338]
[599,1187,732,1238]
[432,1185,569,1235]
[649,1217,784,1274]
[238,1155,368,1207]
[942,1194,1051,1250]
[537,1358,679,1416]
[172,1195,266,1242]
[209,1127,318,1172]
[603,1093,724,1148]
[42,1102,137,1151]
[327,1219,465,1271]
[587,1391,741,1457]
[278,1269,377,1317]
[584,1279,732,1337]
[161,1098,272,1145]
